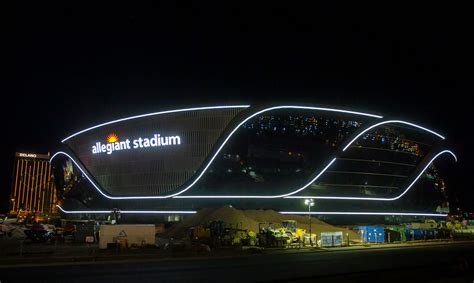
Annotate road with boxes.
[2,242,474,282]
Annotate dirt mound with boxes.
[164,206,359,240]
[164,206,259,238]
[242,209,282,223]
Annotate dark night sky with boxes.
[4,3,473,212]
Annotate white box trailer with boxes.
[99,224,156,249]
[320,232,343,247]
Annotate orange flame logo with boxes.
[106,133,119,143]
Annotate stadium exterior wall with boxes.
[50,105,457,219]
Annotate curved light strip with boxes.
[342,120,445,152]
[54,105,381,199]
[56,205,196,214]
[51,151,124,200]
[174,158,337,198]
[285,150,457,201]
[51,147,455,201]
[62,104,381,143]
[61,105,251,142]
[172,120,447,199]
[51,151,335,199]
[279,211,447,217]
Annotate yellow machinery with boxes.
[258,222,291,247]
[446,221,462,230]
[424,219,440,228]
[189,225,212,243]
[246,230,257,246]
[281,220,316,245]
[189,222,257,247]
[222,228,257,246]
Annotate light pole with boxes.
[305,198,314,246]
[10,198,15,213]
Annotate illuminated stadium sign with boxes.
[92,133,181,155]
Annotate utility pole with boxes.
[305,199,314,246]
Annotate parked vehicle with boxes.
[23,223,56,243]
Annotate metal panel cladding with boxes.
[63,108,245,196]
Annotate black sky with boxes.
[4,3,473,212]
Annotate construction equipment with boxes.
[282,220,305,243]
[446,221,463,230]
[424,219,439,228]
[242,230,257,246]
[220,227,256,246]
[188,220,223,246]
[281,220,316,246]
[188,220,257,247]
[189,225,211,242]
[258,222,291,247]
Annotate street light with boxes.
[10,198,15,213]
[305,198,314,246]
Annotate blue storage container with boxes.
[357,226,384,243]
[405,228,424,240]
[405,228,439,240]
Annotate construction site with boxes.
[159,206,474,250]
[160,206,359,249]
[2,206,474,252]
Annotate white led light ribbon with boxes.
[54,106,452,201]
[55,105,381,199]
[56,205,196,214]
[285,150,457,201]
[279,211,448,217]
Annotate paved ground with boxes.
[1,241,473,282]
[0,238,469,266]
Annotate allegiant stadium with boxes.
[50,105,457,221]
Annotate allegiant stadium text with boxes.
[91,134,181,155]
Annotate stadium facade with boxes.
[50,105,457,220]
